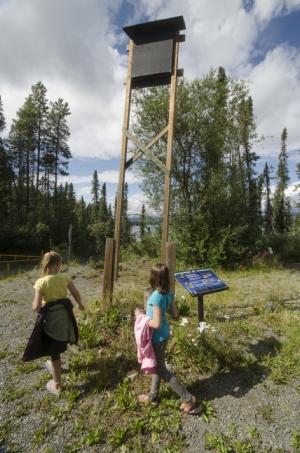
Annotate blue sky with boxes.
[0,0,299,212]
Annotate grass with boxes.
[1,260,300,451]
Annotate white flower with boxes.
[180,317,189,326]
[180,295,186,300]
[198,321,208,333]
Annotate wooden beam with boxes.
[125,125,169,169]
[123,128,169,175]
[161,35,180,260]
[165,242,176,294]
[114,40,133,281]
[102,238,115,308]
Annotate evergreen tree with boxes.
[273,128,291,233]
[263,163,273,235]
[140,203,146,241]
[31,82,48,191]
[47,98,71,194]
[91,170,100,211]
[121,182,131,246]
[0,95,6,137]
[99,182,108,221]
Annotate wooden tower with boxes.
[113,16,186,281]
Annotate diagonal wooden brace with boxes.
[125,125,169,169]
[123,128,169,175]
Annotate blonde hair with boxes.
[42,251,62,275]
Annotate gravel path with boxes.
[1,265,300,452]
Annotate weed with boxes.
[33,421,53,446]
[258,403,274,422]
[291,431,300,451]
[14,361,40,375]
[84,428,104,446]
[201,400,216,423]
[0,421,11,444]
[176,295,191,316]
[108,427,129,447]
[114,379,138,411]
[0,351,9,360]
[205,426,261,453]
[1,383,26,402]
[0,299,18,305]
[64,388,81,403]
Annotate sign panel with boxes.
[175,269,229,297]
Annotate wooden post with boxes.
[197,295,204,322]
[161,35,180,261]
[102,238,115,308]
[114,40,133,281]
[165,242,176,294]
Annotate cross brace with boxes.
[123,127,169,174]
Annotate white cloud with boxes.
[0,0,126,159]
[248,45,300,156]
[1,0,300,170]
[253,0,300,23]
[58,169,141,185]
[127,191,157,215]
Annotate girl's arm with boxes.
[148,306,162,329]
[68,281,84,310]
[32,289,43,312]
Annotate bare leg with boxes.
[51,358,61,389]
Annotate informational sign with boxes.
[175,269,229,297]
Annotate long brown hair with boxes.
[149,263,170,294]
[41,251,62,275]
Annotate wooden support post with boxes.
[197,295,204,322]
[114,40,133,281]
[102,238,115,308]
[161,35,180,260]
[165,242,176,294]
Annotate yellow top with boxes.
[33,273,71,303]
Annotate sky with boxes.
[0,0,299,213]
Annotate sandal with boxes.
[138,394,158,405]
[181,396,202,415]
[46,379,61,396]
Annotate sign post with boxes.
[175,269,229,322]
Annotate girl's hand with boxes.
[135,308,144,317]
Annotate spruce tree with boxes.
[91,170,100,212]
[46,98,71,194]
[99,182,108,221]
[121,182,131,246]
[0,95,6,137]
[31,82,48,191]
[273,128,291,233]
[263,163,273,235]
[140,203,146,241]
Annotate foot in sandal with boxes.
[180,396,202,415]
[46,379,61,396]
[138,394,158,405]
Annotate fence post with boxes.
[102,238,115,309]
[165,242,176,294]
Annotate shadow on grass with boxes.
[70,354,137,399]
[189,336,281,401]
